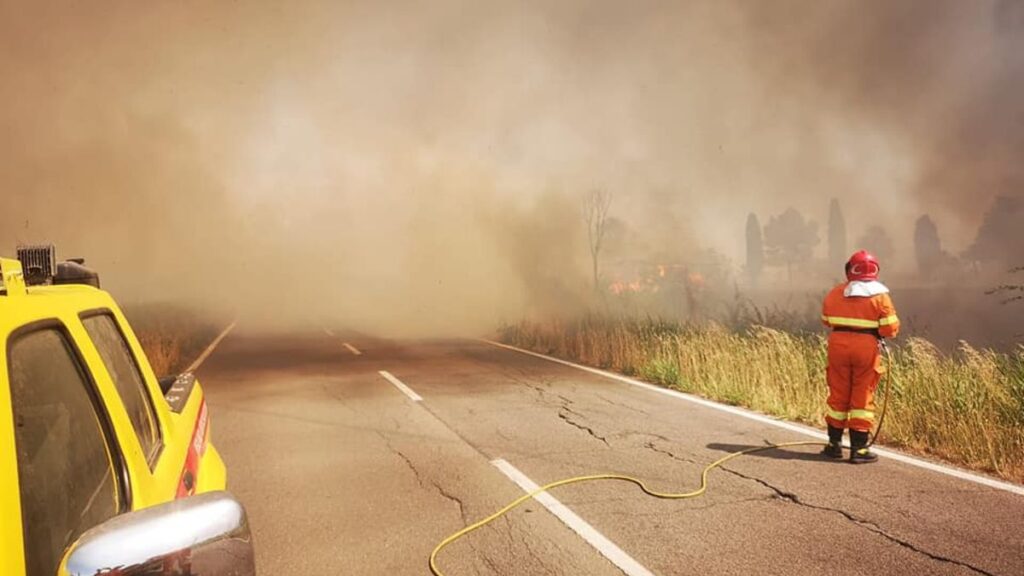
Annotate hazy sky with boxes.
[2,0,1021,333]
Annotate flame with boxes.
[608,263,698,295]
[609,280,648,295]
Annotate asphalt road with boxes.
[197,330,1024,576]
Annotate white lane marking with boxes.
[344,342,362,356]
[379,370,423,402]
[491,458,656,576]
[323,328,336,337]
[483,339,1024,497]
[186,321,237,373]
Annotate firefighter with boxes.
[820,250,900,463]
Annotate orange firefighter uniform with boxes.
[821,284,900,433]
[822,250,899,463]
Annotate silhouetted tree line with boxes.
[744,194,1024,291]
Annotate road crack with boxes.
[509,516,558,576]
[557,404,610,446]
[640,441,997,575]
[641,440,698,464]
[431,477,469,523]
[380,434,469,522]
[384,437,496,575]
[721,466,998,576]
[522,383,611,447]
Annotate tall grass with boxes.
[501,317,1024,483]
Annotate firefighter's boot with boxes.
[821,425,845,459]
[849,430,878,464]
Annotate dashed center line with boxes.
[186,321,237,373]
[379,370,423,402]
[323,328,362,356]
[491,458,655,576]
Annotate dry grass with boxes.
[123,303,221,377]
[501,317,1024,483]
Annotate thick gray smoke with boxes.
[1,1,1021,334]
[733,1,1024,243]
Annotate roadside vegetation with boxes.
[500,316,1024,483]
[123,303,222,377]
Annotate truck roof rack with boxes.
[17,244,56,286]
[8,245,102,289]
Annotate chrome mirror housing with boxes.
[62,491,255,576]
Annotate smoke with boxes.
[1,1,1021,334]
[733,0,1024,245]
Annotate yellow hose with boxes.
[867,342,894,448]
[429,440,825,576]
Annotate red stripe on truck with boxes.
[176,400,209,498]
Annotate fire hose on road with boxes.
[429,345,896,575]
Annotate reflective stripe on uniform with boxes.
[849,409,875,420]
[824,316,880,329]
[878,314,899,326]
[827,408,849,421]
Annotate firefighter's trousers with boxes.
[825,332,882,433]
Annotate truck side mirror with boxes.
[61,491,255,576]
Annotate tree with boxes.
[827,198,847,271]
[913,215,944,279]
[856,225,895,265]
[763,208,820,282]
[964,195,1024,266]
[744,213,764,285]
[583,189,613,292]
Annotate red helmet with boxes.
[845,250,880,281]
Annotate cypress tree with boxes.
[828,198,847,270]
[914,214,942,279]
[745,213,764,285]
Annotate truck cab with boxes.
[0,251,253,576]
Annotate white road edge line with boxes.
[482,339,1024,497]
[379,370,423,402]
[491,458,656,576]
[185,321,237,373]
[344,342,363,356]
